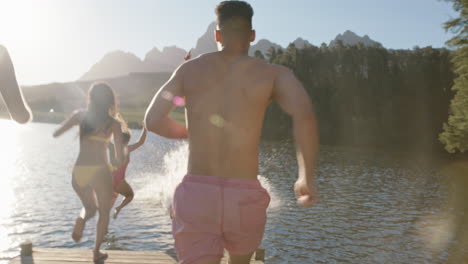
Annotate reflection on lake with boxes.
[0,121,462,263]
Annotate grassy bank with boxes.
[120,108,185,128]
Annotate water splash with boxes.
[258,175,281,211]
[137,142,188,214]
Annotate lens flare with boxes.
[416,213,455,253]
[209,114,225,128]
[161,91,173,101]
[173,96,185,106]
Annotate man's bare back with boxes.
[183,52,278,180]
[145,48,318,186]
[146,50,314,181]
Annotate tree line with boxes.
[259,42,455,153]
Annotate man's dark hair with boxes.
[215,1,254,29]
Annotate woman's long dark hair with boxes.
[80,82,118,139]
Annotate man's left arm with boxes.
[144,64,188,139]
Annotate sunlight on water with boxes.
[137,143,281,215]
[0,120,22,254]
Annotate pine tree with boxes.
[439,0,468,152]
[254,50,265,60]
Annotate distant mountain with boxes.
[24,72,172,112]
[80,46,189,81]
[249,39,283,57]
[144,46,187,72]
[79,22,287,81]
[329,30,381,48]
[80,51,147,81]
[191,22,218,58]
[249,38,312,58]
[292,37,312,49]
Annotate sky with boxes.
[0,0,458,85]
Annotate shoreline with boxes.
[0,110,185,129]
[1,116,464,161]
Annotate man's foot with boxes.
[71,217,85,242]
[113,207,121,219]
[93,251,108,263]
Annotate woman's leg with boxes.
[71,177,97,242]
[113,180,134,219]
[91,168,113,259]
[111,192,118,209]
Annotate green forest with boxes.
[260,42,454,152]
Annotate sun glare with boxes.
[0,1,41,43]
[0,0,60,84]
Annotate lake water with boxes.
[0,121,461,263]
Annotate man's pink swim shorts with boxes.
[171,174,270,264]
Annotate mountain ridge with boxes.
[79,23,382,82]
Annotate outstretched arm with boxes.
[144,64,188,139]
[128,127,147,152]
[111,120,125,167]
[108,142,116,165]
[53,110,83,138]
[273,66,319,208]
[0,45,32,124]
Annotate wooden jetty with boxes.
[9,242,265,264]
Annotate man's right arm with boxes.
[111,119,125,167]
[272,66,319,207]
[0,45,32,124]
[144,63,188,139]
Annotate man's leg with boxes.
[114,180,134,219]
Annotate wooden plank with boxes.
[10,247,265,264]
[34,248,172,257]
[11,261,175,264]
[10,249,176,264]
[32,251,174,260]
[16,257,175,264]
[11,258,176,264]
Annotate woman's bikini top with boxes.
[85,135,111,143]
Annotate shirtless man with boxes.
[145,1,319,263]
[0,45,32,124]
